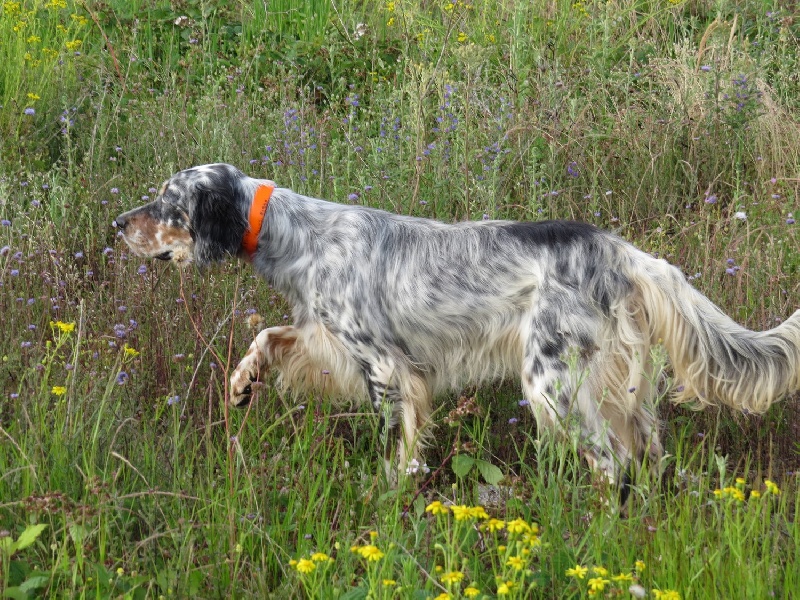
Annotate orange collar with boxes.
[242,184,274,257]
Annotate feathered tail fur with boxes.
[631,250,800,414]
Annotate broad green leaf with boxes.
[452,454,475,478]
[3,587,28,600]
[14,524,47,552]
[475,459,504,486]
[19,574,50,592]
[339,586,369,600]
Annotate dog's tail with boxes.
[629,250,800,414]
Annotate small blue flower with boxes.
[567,162,579,178]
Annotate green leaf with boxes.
[339,586,369,600]
[19,574,50,593]
[475,459,504,486]
[187,570,203,595]
[14,524,47,552]
[452,454,475,479]
[3,587,29,600]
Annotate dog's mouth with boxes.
[155,251,172,261]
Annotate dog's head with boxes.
[114,163,250,267]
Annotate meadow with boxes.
[0,0,798,597]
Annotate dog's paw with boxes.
[230,350,266,407]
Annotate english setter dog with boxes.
[116,163,800,494]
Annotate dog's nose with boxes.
[114,214,127,230]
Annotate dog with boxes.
[115,163,800,493]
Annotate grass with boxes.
[1,0,798,597]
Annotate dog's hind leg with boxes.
[363,356,431,481]
[520,302,629,485]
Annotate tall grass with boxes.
[1,0,798,597]
[0,0,90,165]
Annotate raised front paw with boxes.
[230,348,266,407]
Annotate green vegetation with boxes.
[1,0,798,597]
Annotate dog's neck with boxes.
[241,183,275,257]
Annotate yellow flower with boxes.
[506,555,525,570]
[386,1,395,11]
[764,480,780,495]
[719,486,745,502]
[124,345,140,358]
[464,587,480,598]
[468,505,489,520]
[116,567,124,576]
[588,577,609,592]
[433,594,450,600]
[387,16,395,26]
[310,552,330,562]
[451,505,472,521]
[52,386,67,396]
[653,590,681,600]
[46,0,67,8]
[382,579,396,587]
[506,518,531,535]
[592,566,609,576]
[27,93,40,101]
[457,31,468,43]
[735,477,746,485]
[750,490,761,499]
[566,565,588,579]
[426,501,449,516]
[26,35,41,44]
[440,571,464,585]
[481,518,505,533]
[52,320,76,334]
[497,580,514,595]
[369,530,378,540]
[523,532,541,548]
[357,545,385,562]
[70,13,89,26]
[4,1,21,16]
[65,39,82,51]
[634,560,646,572]
[295,558,315,574]
[612,572,633,582]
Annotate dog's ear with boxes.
[190,177,248,267]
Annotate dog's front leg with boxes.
[230,326,299,407]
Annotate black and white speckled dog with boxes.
[116,163,800,489]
